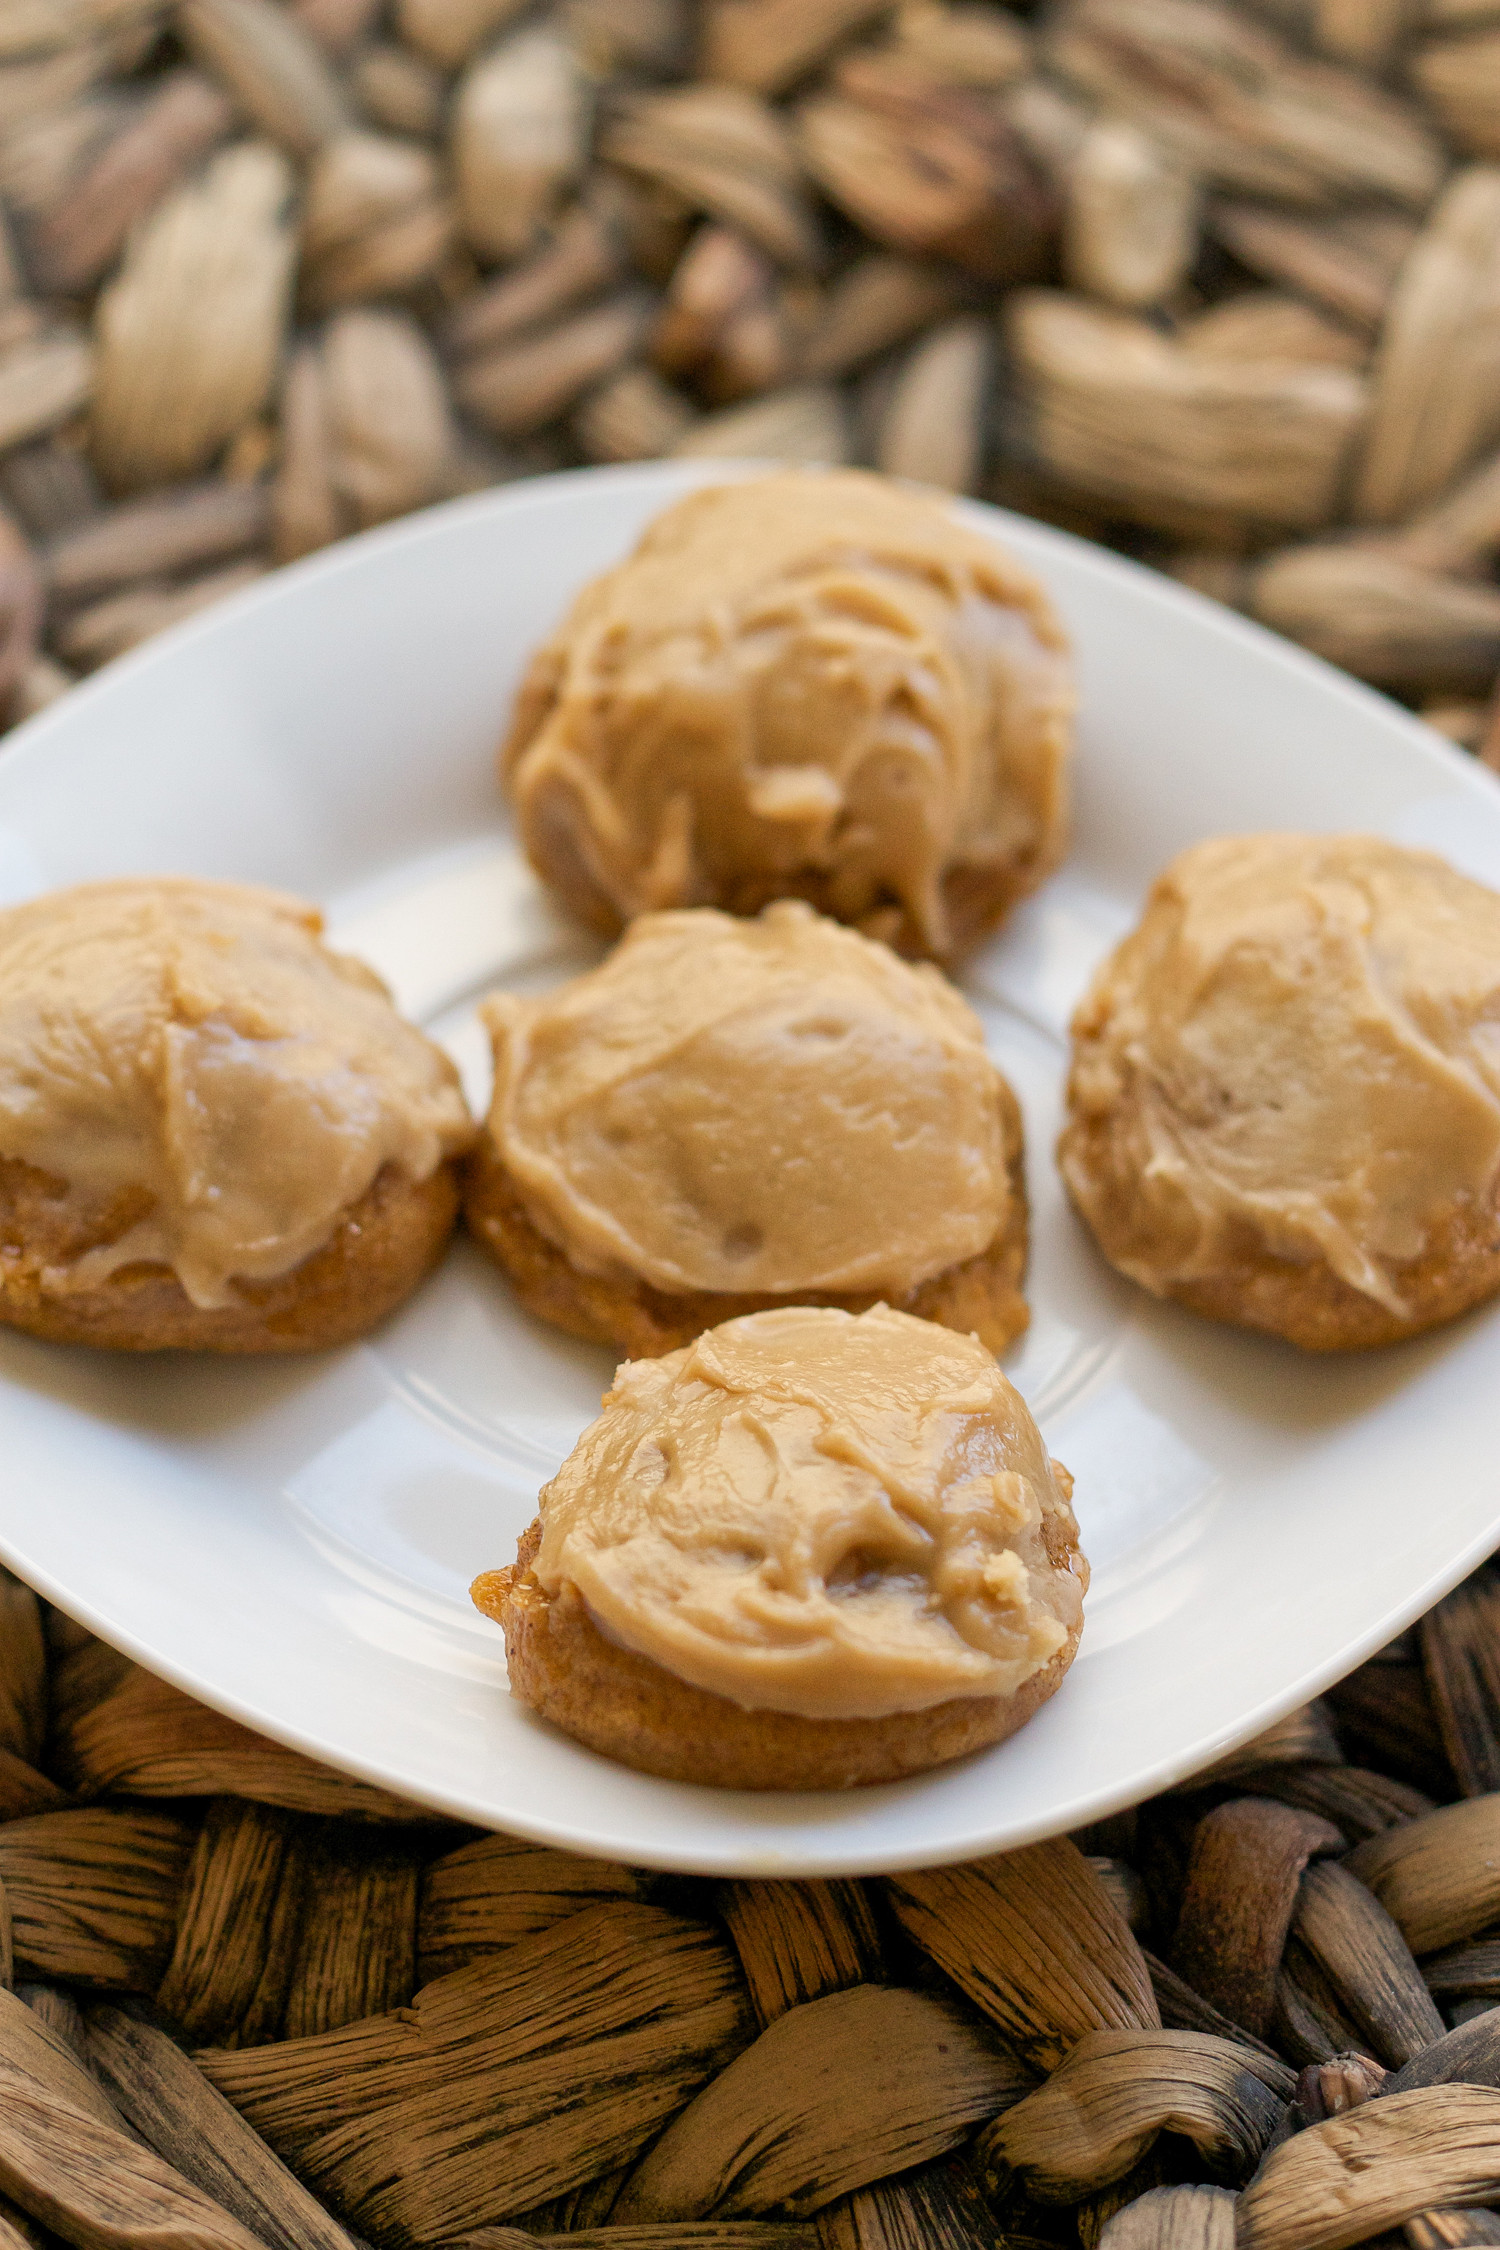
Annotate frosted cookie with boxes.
[472,1304,1087,1789]
[501,469,1072,962]
[464,900,1029,1356]
[0,878,476,1351]
[1059,833,1500,1351]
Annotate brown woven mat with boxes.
[2,1553,1500,2249]
[7,0,1500,758]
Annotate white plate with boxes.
[1,460,1498,1877]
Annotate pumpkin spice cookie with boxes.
[0,878,476,1351]
[464,899,1030,1357]
[1059,833,1500,1351]
[472,1303,1087,1790]
[501,469,1073,963]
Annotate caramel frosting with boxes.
[1061,833,1500,1314]
[502,469,1072,958]
[480,900,1017,1300]
[0,878,475,1308]
[531,1303,1086,1719]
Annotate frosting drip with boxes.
[0,878,475,1307]
[502,469,1072,957]
[481,900,1016,1298]
[1061,833,1500,1313]
[532,1303,1086,1719]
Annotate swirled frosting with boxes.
[0,878,475,1308]
[502,469,1072,959]
[1060,833,1500,1314]
[480,900,1017,1299]
[531,1303,1086,1719]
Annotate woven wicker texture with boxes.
[2,0,1500,764]
[1,1557,1500,2248]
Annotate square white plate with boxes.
[1,459,1497,1875]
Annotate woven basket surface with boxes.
[1,1554,1500,2250]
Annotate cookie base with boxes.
[511,781,1060,967]
[1061,1121,1500,1351]
[474,1520,1082,1791]
[462,1127,1030,1360]
[1168,1224,1500,1352]
[0,1157,460,1353]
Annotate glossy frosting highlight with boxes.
[531,1303,1086,1720]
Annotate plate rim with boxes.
[1,455,1498,1873]
[5,452,1495,807]
[4,1460,1497,1872]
